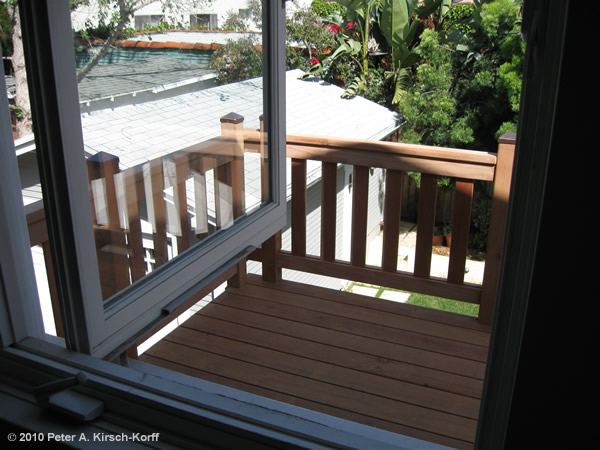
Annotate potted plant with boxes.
[443,223,452,248]
[433,225,444,245]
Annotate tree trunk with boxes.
[76,0,131,83]
[9,4,32,138]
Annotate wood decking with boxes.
[139,275,491,449]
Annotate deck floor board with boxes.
[140,275,491,449]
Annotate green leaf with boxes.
[329,42,351,60]
[405,18,420,44]
[392,82,407,104]
[401,51,420,68]
[415,0,443,19]
[348,39,362,54]
[379,0,410,48]
[336,0,367,12]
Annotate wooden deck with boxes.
[139,275,491,449]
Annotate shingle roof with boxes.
[20,70,402,208]
[78,55,212,102]
[80,69,402,168]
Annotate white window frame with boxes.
[134,14,165,30]
[11,0,286,360]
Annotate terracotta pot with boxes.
[445,234,452,248]
[433,235,444,245]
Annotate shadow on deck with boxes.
[139,274,491,449]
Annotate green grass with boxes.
[345,282,479,317]
[406,292,479,317]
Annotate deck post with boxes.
[227,259,248,288]
[87,152,131,299]
[221,113,247,287]
[220,112,245,220]
[478,132,516,324]
[261,232,282,282]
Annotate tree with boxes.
[246,0,262,30]
[209,36,262,85]
[6,2,31,137]
[221,10,249,32]
[286,4,336,69]
[6,0,207,137]
[448,0,524,149]
[398,28,475,148]
[75,0,208,82]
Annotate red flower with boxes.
[345,22,354,30]
[310,57,319,66]
[326,24,342,33]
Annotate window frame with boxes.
[16,0,287,359]
[0,0,570,447]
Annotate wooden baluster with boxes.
[382,169,403,272]
[479,133,516,324]
[123,167,146,282]
[291,158,307,257]
[214,158,233,230]
[351,165,369,268]
[447,179,474,284]
[149,158,169,268]
[189,153,209,241]
[414,174,438,278]
[321,161,337,262]
[173,152,191,253]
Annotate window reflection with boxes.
[77,34,267,300]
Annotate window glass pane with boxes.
[72,3,268,300]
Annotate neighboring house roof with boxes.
[79,69,402,168]
[19,69,403,207]
[123,31,260,47]
[77,55,216,112]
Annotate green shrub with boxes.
[221,10,249,32]
[209,37,262,85]
[311,0,343,19]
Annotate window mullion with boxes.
[0,48,44,346]
[19,0,105,354]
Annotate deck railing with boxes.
[248,131,516,325]
[26,113,257,337]
[25,116,515,339]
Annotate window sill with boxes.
[1,338,447,449]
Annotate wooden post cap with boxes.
[220,112,244,124]
[88,151,119,163]
[498,131,516,144]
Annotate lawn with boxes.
[406,292,480,317]
[347,282,480,317]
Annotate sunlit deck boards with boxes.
[139,274,491,449]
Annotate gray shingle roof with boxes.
[20,69,402,208]
[80,69,402,168]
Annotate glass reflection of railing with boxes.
[86,113,266,300]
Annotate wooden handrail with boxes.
[245,131,498,181]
